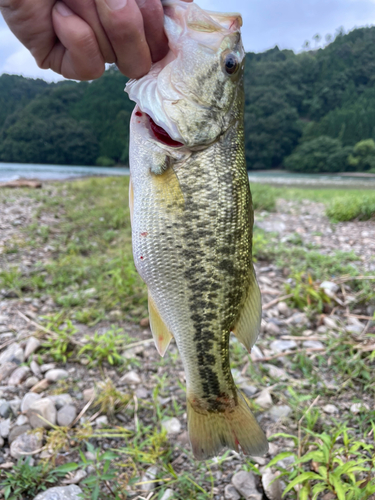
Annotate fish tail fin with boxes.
[187,390,268,460]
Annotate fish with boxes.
[125,0,268,460]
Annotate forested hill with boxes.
[2,25,375,172]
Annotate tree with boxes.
[348,139,375,171]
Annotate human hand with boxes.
[0,0,192,81]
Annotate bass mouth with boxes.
[135,108,184,148]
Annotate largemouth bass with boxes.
[126,0,268,460]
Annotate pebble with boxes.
[0,362,18,382]
[287,312,308,326]
[9,424,32,444]
[40,363,56,373]
[121,370,141,385]
[250,345,264,361]
[350,402,369,414]
[8,365,30,386]
[270,340,297,353]
[83,388,96,402]
[224,484,240,500]
[0,402,11,418]
[266,322,281,335]
[323,317,338,330]
[21,392,42,413]
[24,337,41,359]
[33,485,83,500]
[255,390,273,409]
[323,404,339,414]
[302,340,324,349]
[10,429,43,459]
[240,384,258,397]
[0,418,11,438]
[264,364,288,380]
[268,405,292,422]
[45,368,69,382]
[231,471,262,500]
[95,415,108,428]
[27,397,57,428]
[262,469,282,500]
[141,466,159,493]
[57,405,77,427]
[135,386,149,399]
[31,378,50,393]
[346,325,363,335]
[49,394,74,410]
[16,414,29,425]
[160,489,175,500]
[25,376,40,388]
[162,418,182,435]
[0,342,24,365]
[140,317,150,328]
[61,469,87,485]
[277,301,290,316]
[30,360,42,378]
[9,398,21,415]
[320,281,339,294]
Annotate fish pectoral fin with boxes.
[129,176,134,226]
[148,292,173,357]
[187,390,268,460]
[232,270,262,353]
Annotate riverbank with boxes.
[0,178,374,499]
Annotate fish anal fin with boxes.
[148,293,173,357]
[232,272,262,353]
[187,390,268,460]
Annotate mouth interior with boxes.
[147,114,183,148]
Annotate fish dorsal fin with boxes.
[232,271,262,352]
[129,177,134,225]
[148,292,174,357]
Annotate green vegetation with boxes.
[3,27,375,170]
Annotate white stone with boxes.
[45,369,69,382]
[160,489,175,500]
[162,418,182,435]
[225,484,240,500]
[302,340,324,349]
[323,404,339,414]
[250,345,264,361]
[49,394,74,410]
[0,418,11,438]
[95,415,108,428]
[10,429,43,459]
[25,376,39,388]
[40,363,56,373]
[21,392,42,413]
[33,485,83,500]
[324,317,338,330]
[141,466,159,493]
[277,302,290,316]
[57,405,77,427]
[83,388,96,402]
[264,364,288,380]
[270,340,297,353]
[27,397,57,428]
[262,469,282,500]
[231,470,262,500]
[8,365,30,386]
[24,337,41,359]
[266,322,281,335]
[350,403,369,415]
[121,370,141,385]
[255,390,273,409]
[30,360,42,377]
[16,415,29,425]
[0,343,24,365]
[320,281,339,294]
[268,405,292,422]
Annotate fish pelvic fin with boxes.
[187,390,268,460]
[148,292,173,357]
[232,270,262,353]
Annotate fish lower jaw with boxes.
[132,105,184,149]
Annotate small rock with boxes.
[8,365,30,386]
[135,386,149,399]
[10,429,43,459]
[266,322,281,335]
[24,337,41,359]
[256,221,286,233]
[9,398,21,415]
[27,397,57,428]
[262,469,282,500]
[350,402,369,415]
[287,312,308,326]
[8,424,32,444]
[30,360,42,378]
[323,317,338,330]
[231,470,262,500]
[33,485,83,500]
[25,376,40,388]
[0,342,24,365]
[320,281,339,294]
[57,405,77,427]
[270,340,297,353]
[302,340,324,349]
[16,414,29,425]
[141,466,159,493]
[45,369,69,382]
[346,325,363,335]
[21,392,42,413]
[268,405,292,422]
[177,430,190,446]
[250,345,264,361]
[40,363,56,373]
[160,489,175,500]
[277,454,295,469]
[83,388,96,402]
[140,317,150,328]
[61,469,87,485]
[225,484,240,500]
[0,362,18,382]
[0,402,11,418]
[241,384,258,397]
[264,364,288,380]
[268,442,279,456]
[277,302,290,316]
[162,418,182,435]
[0,436,4,447]
[255,390,273,409]
[323,404,339,414]
[31,378,49,393]
[49,394,74,410]
[0,418,11,438]
[121,370,141,385]
[95,415,108,428]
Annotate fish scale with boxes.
[127,0,268,459]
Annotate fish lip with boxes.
[135,105,185,149]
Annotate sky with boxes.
[1,0,375,82]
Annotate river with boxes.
[1,163,375,189]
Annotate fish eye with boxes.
[223,53,240,75]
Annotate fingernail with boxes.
[55,2,73,16]
[105,0,127,11]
